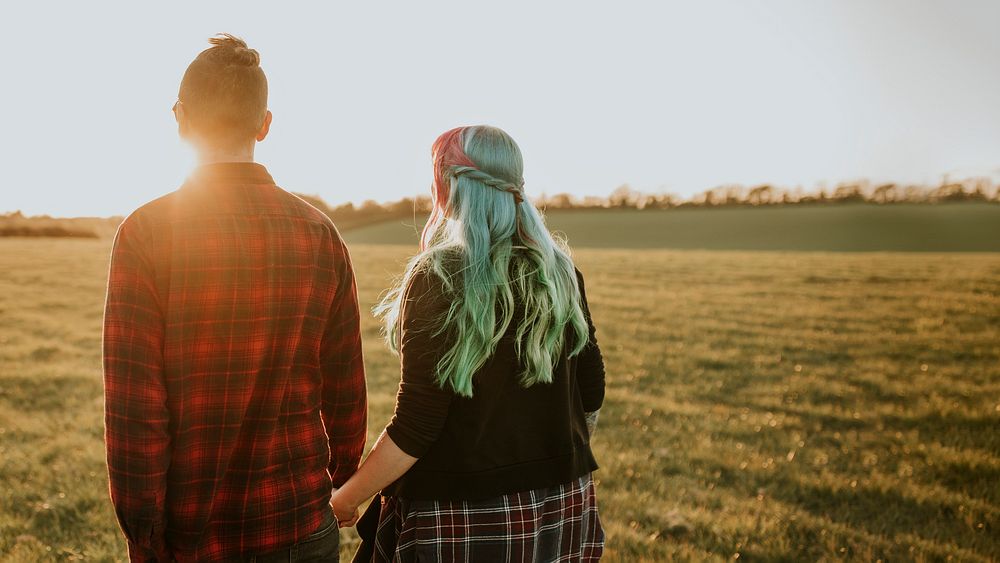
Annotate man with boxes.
[103,34,367,562]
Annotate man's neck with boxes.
[195,144,256,166]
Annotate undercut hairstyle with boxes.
[177,33,268,144]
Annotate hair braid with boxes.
[449,165,525,203]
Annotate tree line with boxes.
[3,175,997,239]
[558,176,999,210]
[295,175,999,227]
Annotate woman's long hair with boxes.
[375,125,590,397]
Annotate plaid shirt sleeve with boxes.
[102,217,172,562]
[319,235,367,487]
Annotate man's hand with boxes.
[328,431,419,529]
[330,488,360,528]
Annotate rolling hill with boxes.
[340,202,1000,252]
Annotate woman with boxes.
[331,125,606,562]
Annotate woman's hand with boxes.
[330,488,361,528]
[327,431,419,529]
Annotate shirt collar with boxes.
[185,162,275,187]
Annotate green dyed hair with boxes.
[375,125,590,397]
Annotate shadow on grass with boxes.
[768,474,997,560]
[0,374,101,412]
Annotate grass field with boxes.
[343,202,1000,252]
[1,237,998,561]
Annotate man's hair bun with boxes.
[206,33,260,67]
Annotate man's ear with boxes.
[256,110,272,142]
[173,101,189,137]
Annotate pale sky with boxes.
[2,0,999,217]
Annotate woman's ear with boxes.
[256,110,273,142]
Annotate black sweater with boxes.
[382,267,606,501]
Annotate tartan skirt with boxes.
[360,473,604,562]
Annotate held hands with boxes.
[330,487,361,528]
[328,431,417,529]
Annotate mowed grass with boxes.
[0,238,998,561]
[342,202,1000,252]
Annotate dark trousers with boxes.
[243,511,339,562]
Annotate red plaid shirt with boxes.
[103,163,367,562]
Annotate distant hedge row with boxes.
[4,176,998,239]
[0,225,99,238]
[293,177,1000,232]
